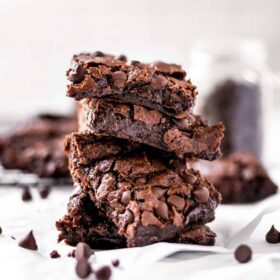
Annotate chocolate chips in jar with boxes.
[203,79,262,159]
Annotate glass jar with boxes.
[188,40,274,163]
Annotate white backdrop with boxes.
[0,0,280,121]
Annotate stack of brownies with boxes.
[56,52,224,248]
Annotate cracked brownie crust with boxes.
[64,132,221,247]
[78,99,224,161]
[66,52,197,118]
[56,184,216,248]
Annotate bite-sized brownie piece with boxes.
[56,184,216,248]
[190,152,278,203]
[0,114,77,178]
[78,99,224,161]
[202,79,262,158]
[64,132,221,247]
[66,52,197,118]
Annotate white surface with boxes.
[0,169,280,280]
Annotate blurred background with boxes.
[0,0,279,163]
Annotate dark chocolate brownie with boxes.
[190,152,278,203]
[78,98,224,161]
[0,114,77,178]
[56,184,216,248]
[66,52,197,118]
[64,132,221,247]
[202,79,262,158]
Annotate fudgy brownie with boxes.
[64,132,221,247]
[78,98,224,161]
[0,114,77,178]
[190,152,278,203]
[66,52,197,118]
[56,183,216,248]
[202,79,262,158]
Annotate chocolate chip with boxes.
[0,227,2,234]
[154,201,169,220]
[112,259,120,267]
[151,75,167,89]
[152,187,166,199]
[18,230,38,251]
[120,190,131,205]
[111,71,127,89]
[167,195,185,211]
[68,64,87,83]
[124,209,134,225]
[50,250,61,258]
[75,242,93,261]
[131,60,142,68]
[22,186,32,202]
[93,51,105,57]
[96,265,112,280]
[181,172,197,184]
[193,186,210,203]
[234,245,252,263]
[75,259,92,279]
[117,55,127,62]
[266,225,280,244]
[38,185,51,199]
[11,236,16,240]
[68,249,76,258]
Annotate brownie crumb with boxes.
[75,242,93,261]
[18,230,38,251]
[75,259,92,279]
[96,265,112,280]
[50,250,61,258]
[68,249,76,258]
[234,245,252,263]
[11,236,16,240]
[112,259,120,267]
[21,186,32,202]
[266,225,280,244]
[38,185,51,199]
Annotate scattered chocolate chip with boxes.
[234,245,252,263]
[21,186,32,202]
[96,265,112,280]
[266,225,280,244]
[0,227,2,234]
[154,201,169,220]
[93,51,105,57]
[193,186,210,203]
[50,250,61,258]
[111,71,127,88]
[11,236,16,240]
[131,60,142,68]
[75,242,93,261]
[167,195,185,211]
[38,185,51,199]
[120,190,131,205]
[152,187,166,199]
[181,172,197,184]
[112,259,120,267]
[68,249,76,258]
[75,259,92,279]
[68,64,87,83]
[117,55,127,62]
[18,230,38,251]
